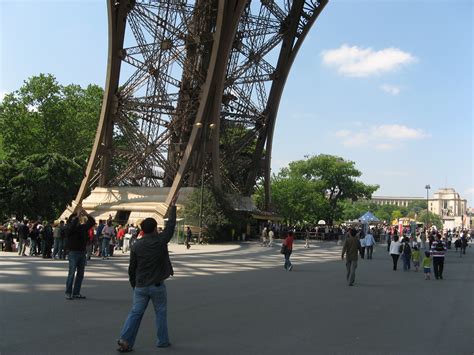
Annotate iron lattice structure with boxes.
[73,0,327,213]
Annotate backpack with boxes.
[403,243,411,255]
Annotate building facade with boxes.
[429,188,467,217]
[371,196,425,207]
[371,188,471,230]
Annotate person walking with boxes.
[185,226,192,249]
[29,223,39,256]
[359,232,366,259]
[117,198,177,352]
[17,220,29,256]
[65,209,95,300]
[460,233,468,255]
[412,245,421,272]
[389,235,402,271]
[422,251,432,280]
[268,227,275,247]
[52,221,63,259]
[101,220,115,259]
[341,228,362,286]
[401,240,412,271]
[261,226,268,247]
[431,234,446,280]
[364,229,376,259]
[42,221,54,258]
[282,231,294,271]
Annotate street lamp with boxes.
[197,122,215,244]
[425,184,431,231]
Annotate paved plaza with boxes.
[1,240,473,355]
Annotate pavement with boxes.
[0,240,473,355]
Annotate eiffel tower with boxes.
[64,0,327,224]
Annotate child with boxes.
[422,251,431,280]
[411,246,420,272]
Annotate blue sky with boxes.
[1,0,472,205]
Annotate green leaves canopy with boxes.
[267,154,379,225]
[182,187,230,241]
[0,153,83,220]
[0,73,102,161]
[0,74,103,220]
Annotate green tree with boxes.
[0,153,83,220]
[182,187,230,241]
[416,210,443,230]
[0,74,103,219]
[340,200,380,221]
[284,155,379,225]
[0,74,102,161]
[257,155,378,225]
[269,174,328,225]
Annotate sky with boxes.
[1,0,473,206]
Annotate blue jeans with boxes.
[402,254,411,271]
[30,239,38,256]
[53,238,63,258]
[102,238,110,257]
[284,251,292,269]
[65,251,86,296]
[120,283,169,348]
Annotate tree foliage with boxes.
[0,73,102,161]
[0,153,83,220]
[182,187,230,241]
[0,74,103,220]
[340,199,443,229]
[268,155,379,225]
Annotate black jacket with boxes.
[128,206,176,288]
[66,215,95,252]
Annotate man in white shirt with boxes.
[364,230,376,260]
[268,228,274,247]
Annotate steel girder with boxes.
[71,0,328,214]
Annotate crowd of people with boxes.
[0,217,144,260]
[0,212,472,352]
[341,226,471,285]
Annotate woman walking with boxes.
[389,235,402,271]
[282,231,294,271]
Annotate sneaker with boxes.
[117,339,133,353]
[288,265,293,271]
[65,294,73,300]
[157,343,171,348]
[73,294,86,299]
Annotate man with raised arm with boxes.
[117,197,177,352]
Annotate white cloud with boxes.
[321,44,417,77]
[373,124,427,140]
[381,84,401,95]
[335,124,429,149]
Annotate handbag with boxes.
[280,244,287,254]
